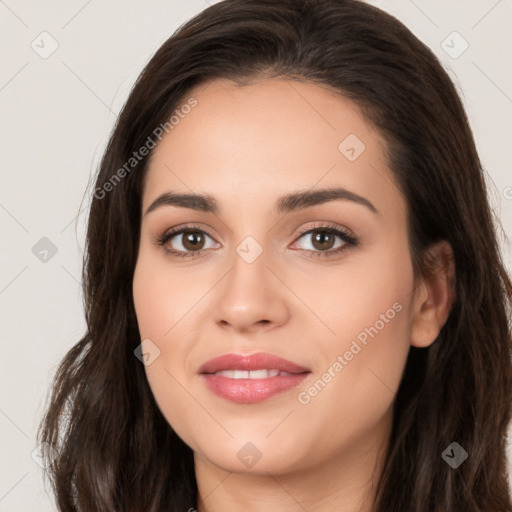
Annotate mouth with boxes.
[198,352,311,404]
[211,369,296,378]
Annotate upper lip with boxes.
[198,352,310,374]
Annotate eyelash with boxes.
[153,222,359,259]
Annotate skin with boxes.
[132,77,454,512]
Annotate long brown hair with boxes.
[37,0,512,510]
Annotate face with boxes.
[132,77,418,476]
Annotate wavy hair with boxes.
[37,0,512,510]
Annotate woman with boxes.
[37,0,512,510]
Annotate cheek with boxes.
[299,301,411,457]
[298,235,414,360]
[132,253,211,450]
[132,249,205,340]
[332,247,413,373]
[296,245,414,439]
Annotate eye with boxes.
[291,222,358,258]
[153,224,219,258]
[153,222,358,259]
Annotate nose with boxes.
[213,248,290,333]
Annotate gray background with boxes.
[1,1,511,510]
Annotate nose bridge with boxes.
[225,232,271,303]
[213,230,289,330]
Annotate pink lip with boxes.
[198,352,311,404]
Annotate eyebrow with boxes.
[144,187,378,216]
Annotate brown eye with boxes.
[310,230,336,251]
[154,225,220,258]
[180,230,206,251]
[292,224,358,258]
[166,229,217,253]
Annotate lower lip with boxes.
[201,373,310,403]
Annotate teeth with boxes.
[214,369,284,379]
[250,369,280,378]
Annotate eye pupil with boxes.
[312,230,335,250]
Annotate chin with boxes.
[189,427,311,476]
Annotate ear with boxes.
[410,240,456,348]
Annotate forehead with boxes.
[142,77,401,218]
